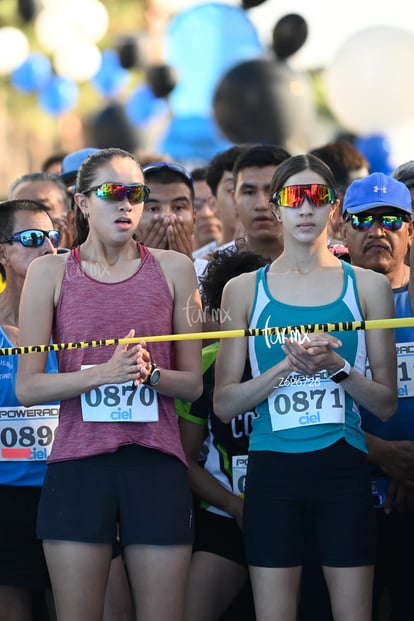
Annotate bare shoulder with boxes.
[222,270,258,317]
[26,252,68,282]
[224,269,258,294]
[149,249,197,296]
[352,264,391,293]
[150,247,194,273]
[22,253,69,308]
[352,264,394,318]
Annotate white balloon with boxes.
[35,6,77,52]
[54,41,102,82]
[0,27,29,75]
[76,0,109,43]
[35,0,108,52]
[324,26,414,133]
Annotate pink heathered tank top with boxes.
[50,242,186,465]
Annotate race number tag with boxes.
[232,455,248,498]
[81,366,159,422]
[396,342,414,398]
[0,405,59,461]
[268,375,345,431]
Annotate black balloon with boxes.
[242,0,268,8]
[214,59,303,146]
[117,36,141,69]
[272,14,308,60]
[146,64,177,99]
[17,0,39,22]
[89,103,139,153]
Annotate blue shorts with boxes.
[37,444,194,546]
[244,440,376,568]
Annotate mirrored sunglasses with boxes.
[83,182,150,203]
[4,229,61,248]
[346,213,409,231]
[272,184,337,208]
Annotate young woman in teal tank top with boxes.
[213,154,398,621]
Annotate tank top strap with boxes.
[69,242,148,266]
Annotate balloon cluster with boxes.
[159,6,313,159]
[4,0,414,168]
[4,0,314,154]
[2,0,126,115]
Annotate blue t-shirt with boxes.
[0,327,58,486]
[361,286,414,478]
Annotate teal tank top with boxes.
[248,261,368,454]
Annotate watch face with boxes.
[150,368,161,386]
[331,370,349,383]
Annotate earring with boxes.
[275,212,282,222]
[83,211,89,220]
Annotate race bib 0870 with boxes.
[81,365,159,422]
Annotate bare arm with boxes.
[179,417,243,528]
[16,256,148,406]
[215,268,397,423]
[213,273,295,422]
[341,268,397,419]
[282,269,397,421]
[153,250,203,402]
[366,433,414,480]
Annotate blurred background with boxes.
[1,0,414,195]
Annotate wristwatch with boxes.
[144,362,161,387]
[328,359,351,383]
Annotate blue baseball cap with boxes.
[61,148,100,184]
[342,172,412,217]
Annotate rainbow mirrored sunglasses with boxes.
[346,213,410,232]
[3,228,61,248]
[82,182,150,204]
[272,184,337,208]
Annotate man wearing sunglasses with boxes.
[0,199,59,621]
[8,172,73,250]
[342,172,414,621]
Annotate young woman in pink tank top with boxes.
[16,147,203,621]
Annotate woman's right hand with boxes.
[281,333,342,376]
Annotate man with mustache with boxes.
[342,172,414,621]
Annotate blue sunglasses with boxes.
[3,228,61,248]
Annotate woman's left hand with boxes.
[133,340,152,386]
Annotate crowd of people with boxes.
[0,138,413,621]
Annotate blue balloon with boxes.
[12,53,52,92]
[165,2,263,117]
[159,115,231,164]
[354,133,393,174]
[38,76,78,116]
[125,83,169,126]
[92,49,130,97]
